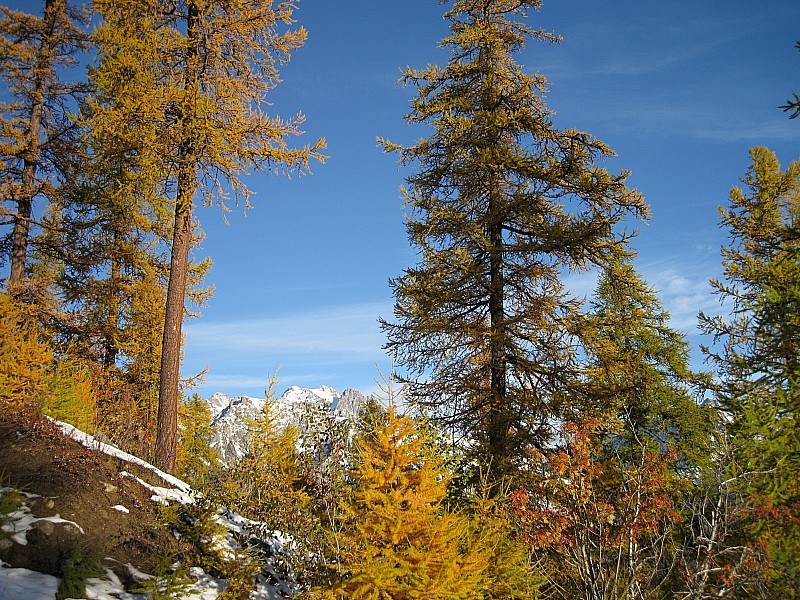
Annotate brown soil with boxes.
[0,402,188,590]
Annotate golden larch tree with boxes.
[90,0,326,472]
[317,405,488,599]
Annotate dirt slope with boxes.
[0,403,186,590]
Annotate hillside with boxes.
[0,403,294,599]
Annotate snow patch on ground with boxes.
[0,488,84,545]
[118,470,194,506]
[84,567,144,599]
[54,420,191,493]
[0,564,60,600]
[1,409,325,598]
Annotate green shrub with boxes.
[56,545,104,600]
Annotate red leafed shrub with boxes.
[510,419,681,597]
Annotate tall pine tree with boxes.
[90,0,325,471]
[381,0,648,480]
[34,102,212,456]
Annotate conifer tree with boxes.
[699,146,800,591]
[0,292,51,404]
[39,111,173,369]
[320,404,488,599]
[220,389,322,585]
[0,0,88,287]
[224,399,311,532]
[90,0,325,472]
[581,259,712,467]
[176,393,220,490]
[381,0,648,480]
[35,112,211,455]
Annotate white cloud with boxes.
[692,118,799,143]
[562,269,600,299]
[182,301,396,396]
[562,261,719,335]
[185,268,724,395]
[572,102,797,144]
[185,301,392,357]
[643,265,721,333]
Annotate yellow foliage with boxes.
[0,293,52,406]
[222,398,311,526]
[42,360,99,434]
[0,293,99,433]
[176,394,221,489]
[321,406,488,599]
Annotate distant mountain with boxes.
[206,386,367,464]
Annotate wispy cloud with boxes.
[185,301,392,356]
[576,45,711,79]
[197,374,273,393]
[562,270,600,299]
[183,301,396,397]
[691,117,798,143]
[563,261,720,335]
[186,274,727,398]
[641,264,721,333]
[567,101,797,144]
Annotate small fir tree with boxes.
[0,292,100,432]
[219,381,321,586]
[223,398,311,526]
[318,400,488,599]
[0,292,51,405]
[176,393,220,490]
[42,359,98,433]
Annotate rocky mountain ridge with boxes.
[206,386,366,464]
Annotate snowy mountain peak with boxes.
[205,386,366,464]
[206,391,233,419]
[279,385,339,405]
[205,394,267,463]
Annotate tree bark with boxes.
[154,0,199,473]
[487,196,509,478]
[154,178,193,472]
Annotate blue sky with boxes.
[3,1,796,399]
[182,0,800,399]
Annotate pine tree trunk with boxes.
[9,191,33,285]
[9,0,58,286]
[487,200,509,479]
[154,0,199,473]
[154,175,193,472]
[103,251,121,370]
